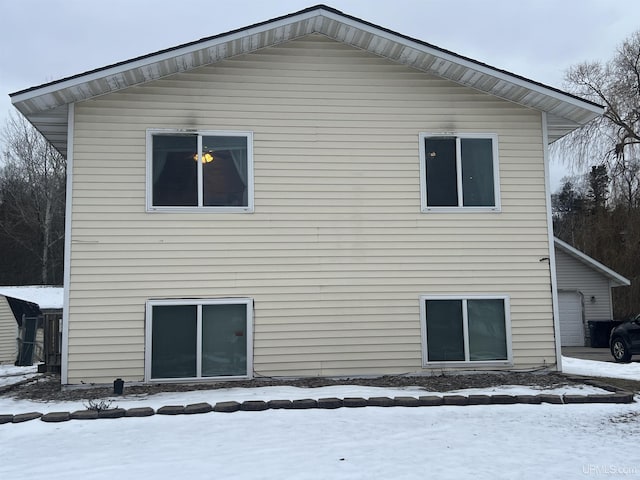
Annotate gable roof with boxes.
[10,4,603,157]
[554,238,630,287]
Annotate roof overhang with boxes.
[10,4,604,157]
[554,238,631,287]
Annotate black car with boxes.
[610,314,640,362]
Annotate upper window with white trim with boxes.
[419,133,500,212]
[146,129,253,212]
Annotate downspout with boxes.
[542,112,563,371]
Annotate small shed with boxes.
[0,295,21,364]
[554,238,630,347]
[0,294,42,364]
[0,286,63,368]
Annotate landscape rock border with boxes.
[0,377,634,426]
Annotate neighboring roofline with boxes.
[554,237,631,287]
[0,286,64,310]
[2,295,42,326]
[8,4,603,113]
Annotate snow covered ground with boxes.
[563,355,640,380]
[0,364,38,387]
[0,357,639,479]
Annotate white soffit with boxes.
[10,5,603,157]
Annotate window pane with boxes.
[468,299,507,361]
[425,299,464,361]
[461,138,495,207]
[151,305,197,378]
[202,304,247,376]
[152,135,198,206]
[425,137,458,206]
[202,136,248,207]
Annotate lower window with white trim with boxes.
[145,298,253,381]
[420,295,511,365]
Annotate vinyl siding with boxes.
[555,248,613,321]
[0,296,18,364]
[67,34,556,383]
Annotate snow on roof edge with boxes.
[0,286,63,310]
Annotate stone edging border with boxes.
[0,377,635,425]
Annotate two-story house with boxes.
[10,5,602,385]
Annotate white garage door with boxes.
[558,291,584,347]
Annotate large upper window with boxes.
[419,295,511,365]
[419,133,500,212]
[145,298,253,381]
[146,129,253,212]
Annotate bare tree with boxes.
[558,31,640,206]
[610,156,640,211]
[0,112,66,284]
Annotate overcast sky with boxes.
[1,0,638,187]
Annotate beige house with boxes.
[11,6,603,385]
[554,238,630,347]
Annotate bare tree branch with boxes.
[552,30,640,318]
[0,111,66,284]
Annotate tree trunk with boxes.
[41,195,52,284]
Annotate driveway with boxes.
[562,346,613,362]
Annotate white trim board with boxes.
[61,103,74,385]
[543,112,562,372]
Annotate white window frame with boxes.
[419,133,501,212]
[146,128,254,213]
[419,294,512,367]
[144,297,254,382]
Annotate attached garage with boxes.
[554,238,630,347]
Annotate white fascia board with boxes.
[13,7,603,120]
[320,10,604,116]
[10,9,323,105]
[554,237,631,286]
